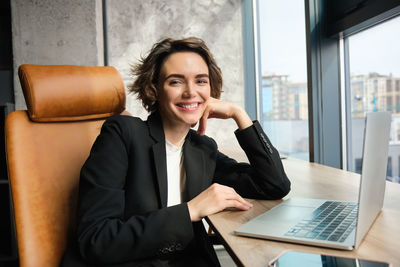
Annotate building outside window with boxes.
[257,0,309,160]
[346,15,400,183]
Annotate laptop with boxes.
[234,112,391,250]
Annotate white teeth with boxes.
[180,103,198,109]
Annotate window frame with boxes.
[241,0,260,121]
[342,13,400,172]
[245,0,400,169]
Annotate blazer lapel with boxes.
[148,112,167,208]
[152,143,167,208]
[183,135,208,200]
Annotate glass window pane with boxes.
[347,15,400,183]
[258,0,309,160]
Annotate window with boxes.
[398,155,400,181]
[257,0,309,160]
[387,156,393,178]
[346,15,400,183]
[355,158,362,174]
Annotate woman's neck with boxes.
[161,118,190,147]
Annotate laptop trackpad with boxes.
[253,205,315,232]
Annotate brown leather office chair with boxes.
[5,64,126,267]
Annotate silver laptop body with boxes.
[234,112,391,250]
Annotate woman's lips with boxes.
[176,102,201,111]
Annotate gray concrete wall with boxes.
[11,0,104,109]
[107,0,245,146]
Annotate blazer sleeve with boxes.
[213,120,291,199]
[76,116,194,265]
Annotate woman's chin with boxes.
[180,115,201,127]
[184,120,199,127]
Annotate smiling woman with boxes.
[61,37,291,267]
[157,52,211,144]
[130,37,222,113]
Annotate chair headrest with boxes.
[18,64,126,122]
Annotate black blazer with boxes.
[61,111,290,267]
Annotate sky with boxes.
[258,0,308,83]
[258,0,400,82]
[349,16,400,77]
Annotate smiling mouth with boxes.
[177,102,200,110]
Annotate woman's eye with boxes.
[197,79,208,84]
[169,80,181,85]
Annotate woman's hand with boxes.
[197,97,252,135]
[187,183,253,222]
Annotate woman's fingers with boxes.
[225,191,253,209]
[187,183,253,221]
[213,184,252,207]
[197,98,251,135]
[197,99,226,135]
[197,106,210,135]
[225,199,253,211]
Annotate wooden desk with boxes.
[207,153,400,267]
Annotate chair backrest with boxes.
[5,64,126,267]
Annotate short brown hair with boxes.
[128,37,223,112]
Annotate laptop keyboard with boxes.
[284,201,358,242]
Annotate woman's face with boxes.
[158,52,211,128]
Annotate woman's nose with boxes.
[183,82,196,98]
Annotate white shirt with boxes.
[165,140,187,207]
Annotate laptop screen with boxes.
[354,112,391,248]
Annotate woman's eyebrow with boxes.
[165,74,184,80]
[196,74,209,78]
[164,73,209,80]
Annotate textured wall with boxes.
[11,0,104,109]
[107,0,245,146]
[10,0,245,146]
